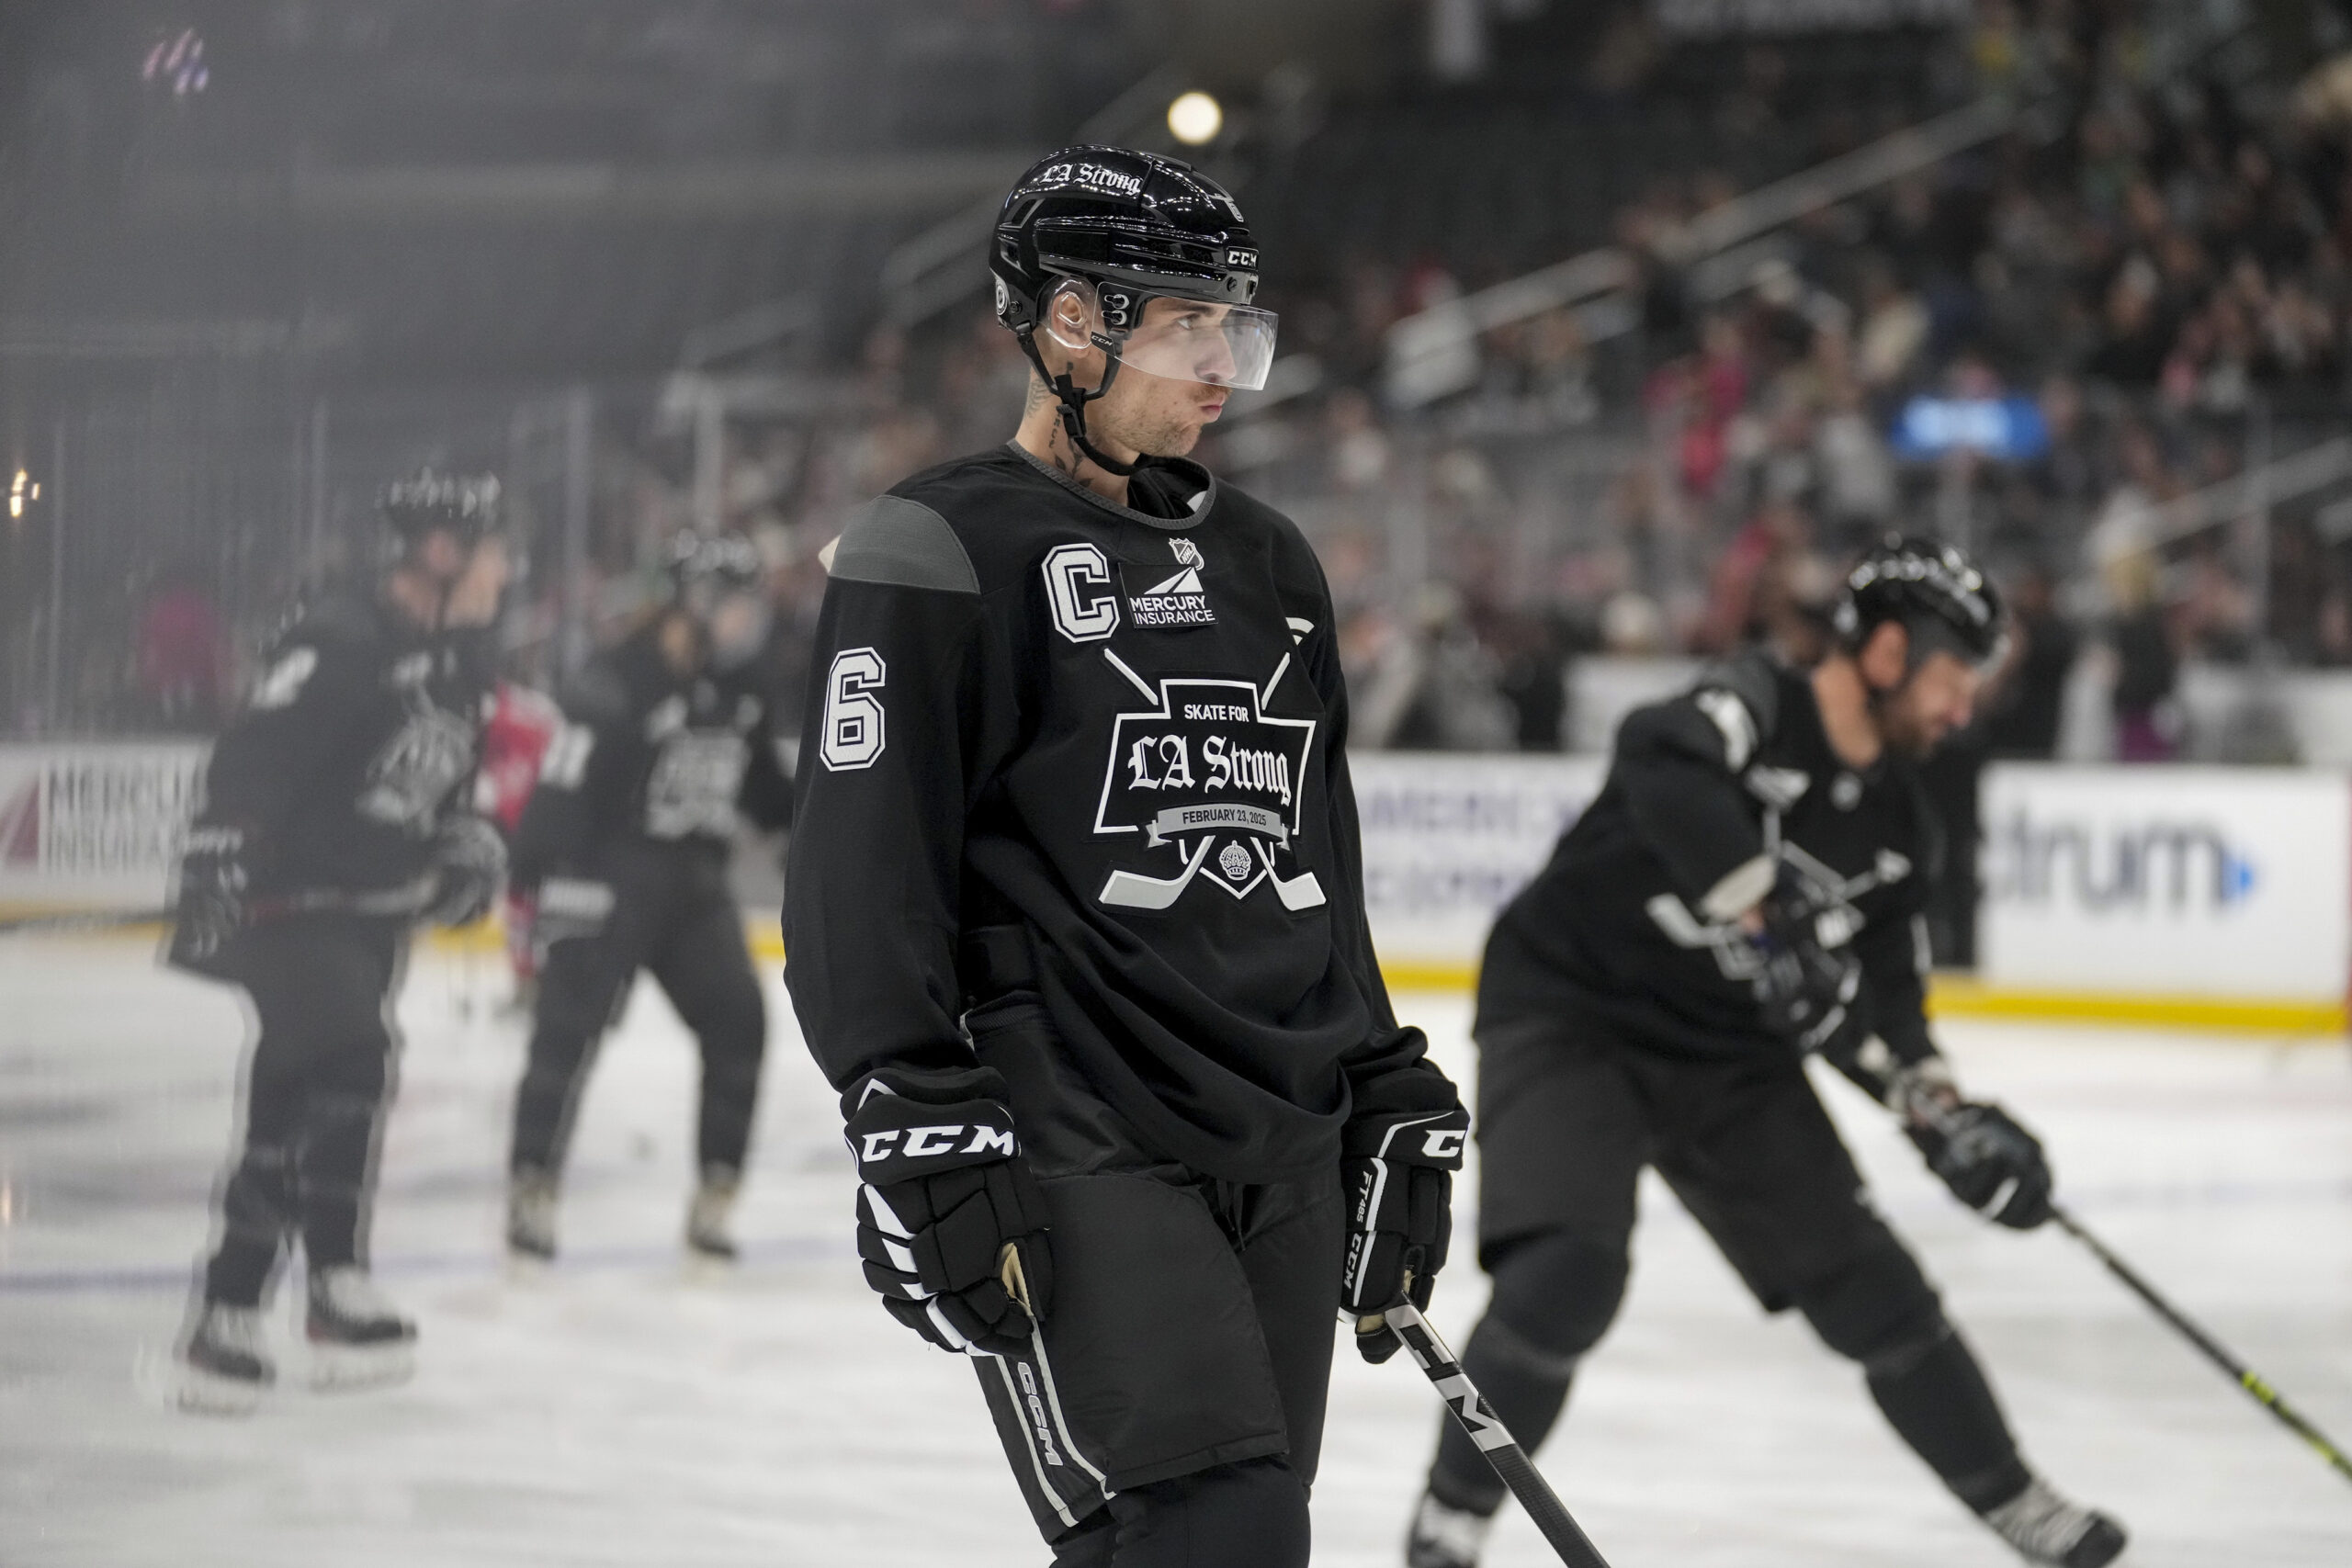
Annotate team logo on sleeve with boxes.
[1645,842,1911,979]
[1091,660,1323,910]
[357,694,478,831]
[1119,537,1215,629]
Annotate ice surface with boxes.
[4,939,2349,1566]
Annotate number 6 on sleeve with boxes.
[820,648,888,771]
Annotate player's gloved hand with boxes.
[844,1065,1053,1359]
[1906,1100,2053,1230]
[422,816,507,927]
[1749,880,1864,1055]
[166,824,251,976]
[1341,1101,1471,1363]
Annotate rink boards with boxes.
[4,740,2347,1032]
[1348,754,2352,1033]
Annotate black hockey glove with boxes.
[1341,1102,1471,1363]
[1750,883,1863,1056]
[844,1066,1053,1359]
[165,825,251,978]
[421,816,506,928]
[1907,1101,2053,1230]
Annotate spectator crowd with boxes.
[47,1,2352,773]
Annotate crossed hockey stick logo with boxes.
[1091,650,1324,911]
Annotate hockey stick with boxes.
[2051,1202,2352,1488]
[1892,1085,2352,1488]
[1374,1302,1616,1568]
[0,879,441,938]
[0,906,179,936]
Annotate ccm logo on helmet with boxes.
[859,1124,1018,1163]
[1423,1130,1466,1159]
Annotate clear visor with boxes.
[1047,284,1280,391]
[1116,299,1279,390]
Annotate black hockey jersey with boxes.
[784,444,1453,1184]
[1478,652,1940,1067]
[198,592,495,898]
[510,622,793,886]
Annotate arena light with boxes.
[1167,91,1223,147]
[8,470,25,520]
[142,28,209,96]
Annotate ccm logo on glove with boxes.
[858,1123,1018,1163]
[848,1096,1023,1180]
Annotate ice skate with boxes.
[684,1166,740,1262]
[1981,1477,2128,1567]
[1404,1490,1494,1568]
[305,1266,417,1390]
[176,1303,273,1416]
[506,1166,559,1262]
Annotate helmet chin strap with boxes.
[1016,326,1145,479]
[1861,662,1901,735]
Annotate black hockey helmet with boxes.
[991,145,1276,475]
[1834,534,2008,670]
[379,468,502,547]
[663,529,762,603]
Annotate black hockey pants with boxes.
[202,915,406,1307]
[1429,1009,2030,1517]
[510,841,766,1181]
[964,996,1335,1568]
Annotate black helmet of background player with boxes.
[990,145,1276,476]
[380,469,501,560]
[1834,534,2009,673]
[379,468,507,630]
[663,530,770,670]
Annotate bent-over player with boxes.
[504,532,792,1262]
[1407,537,2127,1568]
[786,146,1465,1566]
[172,471,510,1410]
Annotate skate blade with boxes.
[147,1349,267,1416]
[504,1247,556,1284]
[680,1244,739,1284]
[306,1339,415,1392]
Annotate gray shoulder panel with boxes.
[829,494,980,595]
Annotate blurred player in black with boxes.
[1407,538,2128,1568]
[171,471,511,1412]
[786,147,1464,1567]
[503,532,792,1264]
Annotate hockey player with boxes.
[503,532,793,1263]
[1406,537,2127,1568]
[172,470,511,1411]
[785,146,1466,1566]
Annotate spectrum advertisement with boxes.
[1977,764,2352,1003]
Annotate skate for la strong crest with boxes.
[1041,529,1328,912]
[1090,652,1324,912]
